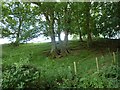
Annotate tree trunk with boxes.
[60,30,69,56]
[79,31,83,42]
[85,2,92,48]
[14,17,22,46]
[49,17,59,58]
[60,3,70,56]
[64,30,68,47]
[87,32,92,47]
[50,34,59,58]
[57,17,62,43]
[57,23,69,56]
[58,32,62,43]
[56,11,69,56]
[57,31,63,53]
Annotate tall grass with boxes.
[2,41,120,88]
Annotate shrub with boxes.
[2,64,40,89]
[2,63,120,89]
[79,65,120,88]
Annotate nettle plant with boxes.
[2,63,40,89]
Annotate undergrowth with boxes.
[2,40,120,89]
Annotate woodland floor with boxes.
[2,38,120,75]
[2,38,120,88]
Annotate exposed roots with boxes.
[49,48,70,58]
[60,49,70,57]
[49,49,60,58]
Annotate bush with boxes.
[79,65,120,88]
[2,64,40,89]
[2,63,120,89]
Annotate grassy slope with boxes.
[3,39,119,78]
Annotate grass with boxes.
[2,39,120,90]
[2,39,120,88]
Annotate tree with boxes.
[93,2,120,39]
[2,2,119,57]
[33,2,61,57]
[33,2,72,57]
[71,2,84,42]
[1,2,42,46]
[84,2,92,47]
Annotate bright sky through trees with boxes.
[0,32,74,44]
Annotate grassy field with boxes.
[2,39,120,88]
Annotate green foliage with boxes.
[1,2,120,51]
[2,41,120,89]
[3,64,120,89]
[1,1,120,89]
[1,2,42,45]
[79,65,120,88]
[2,64,40,89]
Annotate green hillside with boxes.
[2,39,120,89]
